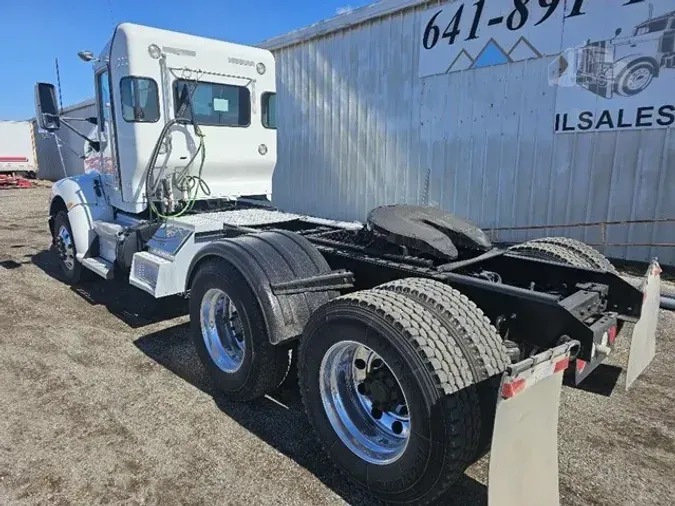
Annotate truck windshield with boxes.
[173,79,250,127]
[634,18,668,35]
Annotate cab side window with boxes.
[262,92,277,129]
[97,70,111,125]
[120,77,160,123]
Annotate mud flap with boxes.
[488,341,577,506]
[626,260,662,390]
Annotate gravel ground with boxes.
[1,184,674,506]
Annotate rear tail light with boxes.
[577,359,587,372]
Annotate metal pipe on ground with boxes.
[662,297,675,311]
[621,276,675,311]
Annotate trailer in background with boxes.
[0,121,37,176]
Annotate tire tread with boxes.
[377,278,509,380]
[529,237,617,273]
[508,241,592,267]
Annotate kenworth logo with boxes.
[228,57,255,67]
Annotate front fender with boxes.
[50,174,114,260]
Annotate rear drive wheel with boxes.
[52,211,84,284]
[300,289,480,505]
[377,278,509,455]
[529,237,617,273]
[511,238,625,340]
[190,259,290,400]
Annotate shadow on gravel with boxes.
[31,249,188,328]
[566,364,622,397]
[135,323,488,506]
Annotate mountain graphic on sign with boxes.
[508,36,542,61]
[447,49,474,73]
[472,38,511,69]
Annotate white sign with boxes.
[418,0,570,78]
[213,98,230,112]
[553,0,675,133]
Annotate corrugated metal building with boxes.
[261,0,675,265]
[34,99,96,181]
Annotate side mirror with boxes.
[34,83,61,132]
[615,27,622,37]
[78,51,95,62]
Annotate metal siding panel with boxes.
[510,59,540,244]
[347,27,360,218]
[651,129,675,265]
[605,130,642,260]
[33,102,97,181]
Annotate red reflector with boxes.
[554,357,570,373]
[502,378,526,399]
[577,359,586,372]
[0,156,28,162]
[608,325,617,344]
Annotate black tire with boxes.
[615,61,655,97]
[376,278,509,455]
[530,237,617,273]
[189,259,291,401]
[299,289,480,505]
[52,211,84,284]
[508,241,593,267]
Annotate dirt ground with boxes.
[1,184,674,506]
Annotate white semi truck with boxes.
[35,24,662,506]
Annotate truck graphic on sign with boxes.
[573,10,675,98]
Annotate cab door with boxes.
[659,17,675,54]
[94,67,120,196]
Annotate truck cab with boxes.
[571,10,675,98]
[611,10,675,94]
[37,23,278,274]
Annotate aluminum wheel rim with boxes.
[626,68,652,91]
[57,225,75,271]
[319,341,410,465]
[200,288,246,373]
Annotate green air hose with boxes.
[144,115,210,221]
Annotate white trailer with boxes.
[0,121,37,175]
[35,23,661,506]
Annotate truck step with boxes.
[129,251,174,297]
[81,256,114,280]
[93,220,125,263]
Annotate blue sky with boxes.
[0,0,369,120]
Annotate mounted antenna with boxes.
[54,58,63,115]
